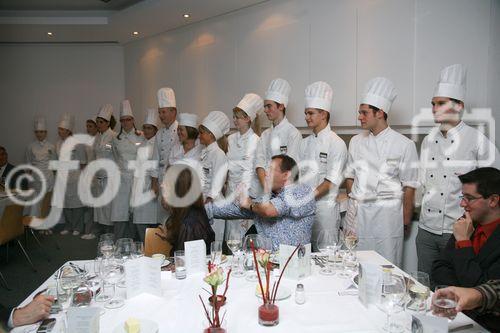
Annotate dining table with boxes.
[11,251,487,333]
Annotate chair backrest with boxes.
[40,191,52,218]
[145,227,172,257]
[0,204,25,245]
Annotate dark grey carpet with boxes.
[0,225,97,310]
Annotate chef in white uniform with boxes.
[299,81,347,246]
[199,111,230,241]
[255,78,302,194]
[132,108,160,242]
[417,64,500,276]
[93,104,117,234]
[168,113,202,166]
[55,114,87,236]
[151,87,179,224]
[81,119,99,240]
[25,116,57,220]
[344,77,419,267]
[227,93,262,236]
[111,100,145,239]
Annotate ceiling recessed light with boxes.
[132,31,139,36]
[183,14,190,18]
[47,32,53,36]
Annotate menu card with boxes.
[184,239,207,274]
[411,314,448,333]
[358,262,382,307]
[66,307,100,333]
[279,244,311,279]
[125,257,161,298]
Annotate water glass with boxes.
[379,273,406,332]
[432,285,458,321]
[132,241,144,258]
[407,271,430,313]
[174,250,187,279]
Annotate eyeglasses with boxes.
[459,195,483,204]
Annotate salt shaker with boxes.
[295,283,306,305]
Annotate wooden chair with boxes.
[145,227,172,257]
[22,191,58,261]
[0,204,37,288]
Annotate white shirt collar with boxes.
[273,117,290,131]
[314,124,331,138]
[167,120,178,131]
[369,126,391,140]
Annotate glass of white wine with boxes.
[378,273,407,333]
[317,230,337,276]
[226,223,244,277]
[407,271,430,313]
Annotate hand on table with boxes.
[12,294,54,327]
[432,286,483,315]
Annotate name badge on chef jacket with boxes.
[104,144,112,151]
[280,146,288,154]
[202,167,210,176]
[319,152,328,164]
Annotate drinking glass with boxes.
[210,241,223,266]
[343,230,358,254]
[432,285,458,321]
[102,258,125,309]
[379,273,407,332]
[174,250,187,279]
[407,271,430,313]
[317,230,337,276]
[99,233,114,242]
[115,238,134,260]
[132,241,144,258]
[97,240,114,259]
[94,257,110,302]
[226,224,244,277]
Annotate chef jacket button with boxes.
[432,157,435,160]
[447,158,450,160]
[439,210,442,213]
[451,140,454,143]
[441,193,444,196]
[428,209,431,212]
[444,175,447,178]
[430,174,433,178]
[435,140,438,144]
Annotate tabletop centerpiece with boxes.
[200,261,231,333]
[251,240,300,326]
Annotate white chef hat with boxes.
[236,93,263,121]
[157,87,176,108]
[202,111,230,140]
[361,77,397,113]
[433,64,467,102]
[305,81,333,112]
[178,113,198,128]
[120,100,134,119]
[143,108,160,128]
[265,78,291,107]
[58,113,74,132]
[33,116,47,131]
[97,104,114,121]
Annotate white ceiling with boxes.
[0,0,268,44]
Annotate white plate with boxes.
[113,319,158,333]
[255,286,291,301]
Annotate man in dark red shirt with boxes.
[432,167,500,330]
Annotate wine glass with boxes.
[226,223,244,277]
[132,241,144,258]
[115,238,134,260]
[210,241,223,266]
[407,271,430,313]
[94,257,111,302]
[379,273,407,332]
[102,258,125,309]
[98,240,114,259]
[432,285,458,321]
[58,266,82,310]
[317,230,337,276]
[99,233,114,242]
[344,230,358,254]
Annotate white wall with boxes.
[0,44,125,164]
[124,0,499,142]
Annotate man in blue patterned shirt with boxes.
[205,155,316,250]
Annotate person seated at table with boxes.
[432,280,500,331]
[0,294,54,330]
[159,163,215,255]
[205,154,316,251]
[0,146,27,190]
[432,167,500,289]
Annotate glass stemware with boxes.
[407,271,430,313]
[378,273,407,333]
[317,230,338,276]
[226,223,244,277]
[242,234,272,281]
[102,258,125,309]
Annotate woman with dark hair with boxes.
[160,164,214,255]
[93,104,117,234]
[111,100,144,239]
[168,113,202,166]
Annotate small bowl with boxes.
[208,295,226,307]
[151,253,166,263]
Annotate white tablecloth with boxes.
[12,251,487,333]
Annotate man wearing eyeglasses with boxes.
[432,167,500,293]
[417,64,500,280]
